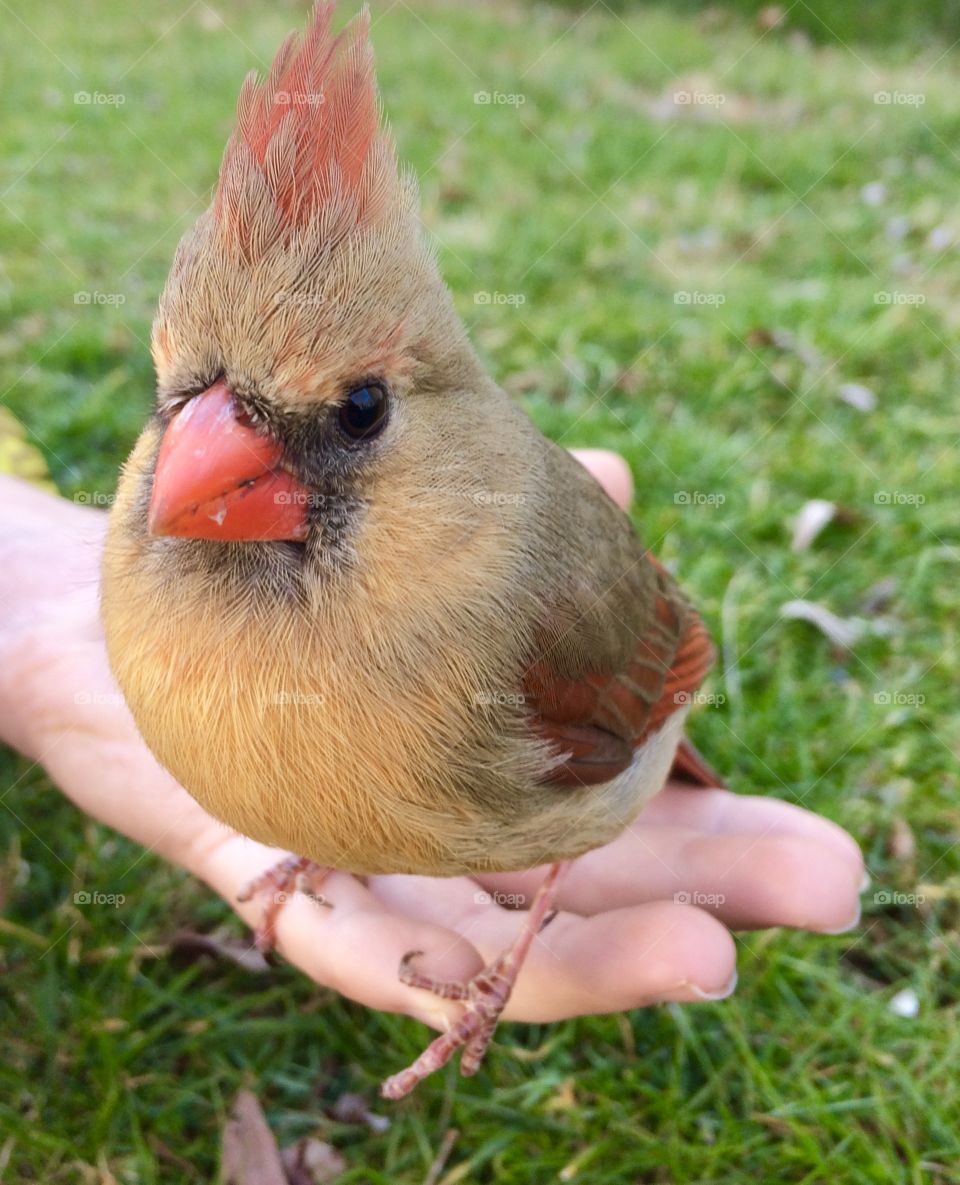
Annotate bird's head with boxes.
[143,1,492,561]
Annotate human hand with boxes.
[0,457,864,1033]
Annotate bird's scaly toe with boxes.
[380,953,514,1099]
[237,854,331,953]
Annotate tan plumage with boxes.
[102,0,714,878]
[100,1,718,1093]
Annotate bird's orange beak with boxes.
[147,380,311,541]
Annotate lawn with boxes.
[1,0,959,1181]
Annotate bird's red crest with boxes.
[214,2,392,243]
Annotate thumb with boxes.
[569,449,634,510]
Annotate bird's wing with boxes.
[519,573,715,786]
[670,734,724,788]
[516,445,720,786]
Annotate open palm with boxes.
[0,460,864,1036]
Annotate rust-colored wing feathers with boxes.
[524,556,717,788]
[532,720,634,786]
[671,735,724,788]
[645,608,715,734]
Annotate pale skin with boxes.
[0,452,865,1037]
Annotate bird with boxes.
[101,0,720,1100]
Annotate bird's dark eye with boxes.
[337,384,388,442]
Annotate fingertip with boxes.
[640,903,738,1002]
[507,900,738,1019]
[724,834,864,934]
[689,967,738,1001]
[650,787,866,884]
[570,449,634,509]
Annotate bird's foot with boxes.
[237,855,331,953]
[379,949,518,1099]
[380,862,565,1100]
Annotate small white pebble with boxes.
[837,382,877,412]
[889,987,919,1018]
[927,224,953,252]
[861,181,887,207]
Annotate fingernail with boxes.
[821,899,862,935]
[859,869,871,893]
[690,969,738,1001]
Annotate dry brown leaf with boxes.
[751,1112,794,1138]
[280,1138,346,1185]
[747,327,824,371]
[861,578,898,615]
[423,1129,459,1185]
[544,1077,578,1113]
[756,5,787,31]
[890,816,917,864]
[169,929,270,973]
[329,1092,390,1134]
[221,1091,287,1185]
[147,1133,197,1177]
[613,365,647,396]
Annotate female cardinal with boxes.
[101,1,719,1099]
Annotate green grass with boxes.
[2,0,959,1180]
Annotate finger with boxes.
[198,838,485,1031]
[569,449,633,509]
[642,784,865,877]
[508,901,738,1020]
[368,872,737,1020]
[476,824,863,933]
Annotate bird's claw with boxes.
[237,855,331,953]
[381,951,514,1100]
[380,862,566,1100]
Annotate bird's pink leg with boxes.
[237,855,331,952]
[380,861,566,1100]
